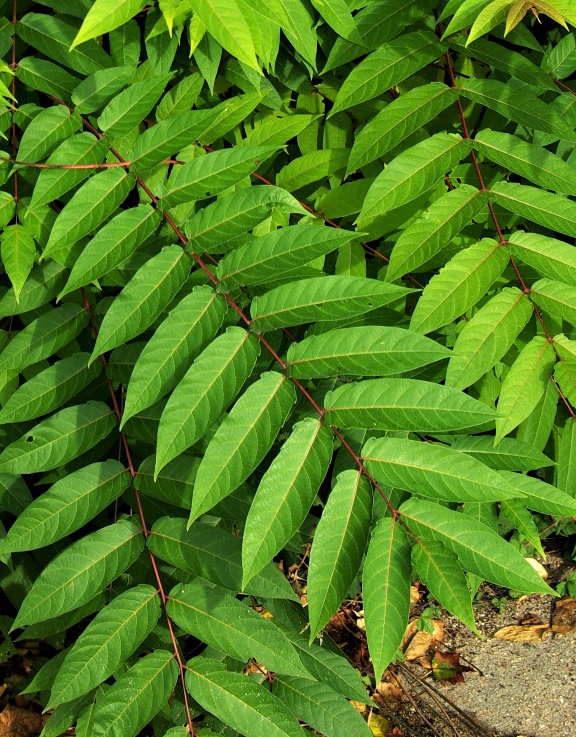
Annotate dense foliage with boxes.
[1,0,576,735]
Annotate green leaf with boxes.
[0,461,129,554]
[412,539,478,632]
[446,287,533,390]
[495,336,556,443]
[250,275,411,332]
[0,224,36,302]
[310,0,361,43]
[347,82,460,175]
[287,326,451,379]
[398,497,554,594]
[242,418,333,587]
[0,303,89,372]
[0,474,31,516]
[15,57,80,103]
[218,225,359,292]
[474,130,576,195]
[159,0,181,34]
[16,105,81,164]
[42,169,135,265]
[362,436,520,503]
[162,146,277,208]
[13,520,143,628]
[307,470,371,641]
[272,675,372,737]
[123,286,226,424]
[0,353,101,424]
[531,278,576,327]
[90,650,178,737]
[71,66,135,114]
[357,133,471,229]
[148,517,299,600]
[185,657,303,737]
[0,260,67,320]
[156,327,260,474]
[491,181,576,238]
[200,91,269,144]
[61,205,161,297]
[500,499,545,557]
[451,435,554,472]
[459,78,576,141]
[187,0,259,72]
[242,113,319,148]
[329,31,441,117]
[92,246,189,358]
[386,185,488,281]
[409,239,509,335]
[98,74,172,139]
[498,470,576,517]
[131,108,221,171]
[276,148,349,192]
[363,517,411,680]
[48,585,161,707]
[29,133,108,211]
[185,185,307,254]
[0,402,116,475]
[325,378,497,433]
[189,371,296,523]
[508,231,576,286]
[168,581,308,675]
[73,0,148,48]
[558,417,576,494]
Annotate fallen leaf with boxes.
[404,620,444,663]
[494,624,550,642]
[431,651,474,683]
[551,597,576,635]
[350,700,368,715]
[0,704,44,737]
[525,558,548,578]
[368,712,390,736]
[400,620,419,651]
[386,728,403,737]
[410,585,420,610]
[376,676,405,705]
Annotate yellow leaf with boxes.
[368,712,390,737]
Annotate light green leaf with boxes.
[187,0,259,72]
[276,148,349,192]
[200,91,268,144]
[499,470,576,517]
[508,231,576,286]
[386,185,488,281]
[250,275,411,333]
[495,336,556,443]
[73,0,148,48]
[0,224,36,302]
[363,436,520,503]
[16,105,81,164]
[242,418,333,587]
[92,246,189,358]
[168,581,308,675]
[185,185,307,254]
[459,78,576,141]
[91,650,178,737]
[98,74,172,139]
[0,303,88,373]
[48,585,161,707]
[189,371,296,523]
[357,133,471,229]
[15,57,80,103]
[491,181,576,238]
[242,113,319,148]
[446,287,533,390]
[475,130,576,194]
[329,31,441,117]
[325,378,497,434]
[0,402,116,475]
[399,497,554,594]
[310,0,361,43]
[162,146,277,209]
[531,278,576,327]
[218,225,359,292]
[412,539,478,632]
[272,675,372,737]
[0,461,129,554]
[409,239,509,335]
[451,435,554,472]
[159,0,181,33]
[148,517,299,601]
[287,326,451,379]
[558,417,576,494]
[29,133,108,210]
[156,327,260,474]
[185,657,303,737]
[123,286,226,424]
[500,499,545,557]
[347,82,460,175]
[13,520,143,628]
[308,470,371,641]
[363,517,411,680]
[42,169,135,265]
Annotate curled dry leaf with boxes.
[0,704,44,737]
[493,624,551,642]
[551,597,576,635]
[404,620,444,663]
